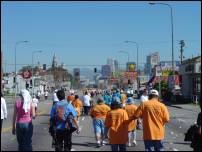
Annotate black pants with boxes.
[83,106,90,115]
[1,119,3,133]
[55,130,72,151]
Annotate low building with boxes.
[179,56,201,102]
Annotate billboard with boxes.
[126,62,136,72]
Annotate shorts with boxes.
[93,119,105,135]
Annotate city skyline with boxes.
[1,1,201,72]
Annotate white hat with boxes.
[149,89,159,96]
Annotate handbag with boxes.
[65,112,77,133]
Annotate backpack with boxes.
[65,112,77,133]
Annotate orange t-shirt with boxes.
[72,99,83,117]
[124,104,137,131]
[121,93,127,104]
[105,108,129,144]
[89,103,110,119]
[134,99,170,140]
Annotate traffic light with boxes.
[94,68,97,73]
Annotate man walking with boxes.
[82,91,91,115]
[50,89,79,151]
[132,89,169,151]
[89,97,110,147]
[105,97,129,151]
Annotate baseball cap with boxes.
[126,97,134,104]
[149,89,159,96]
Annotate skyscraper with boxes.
[145,52,160,76]
[52,53,58,68]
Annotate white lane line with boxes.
[82,117,85,121]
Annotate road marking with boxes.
[2,126,12,133]
[82,117,85,121]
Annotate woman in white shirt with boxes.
[32,95,39,113]
[1,93,7,133]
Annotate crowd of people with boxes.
[1,87,201,151]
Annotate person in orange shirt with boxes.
[105,97,129,151]
[67,95,75,104]
[124,97,138,147]
[72,95,83,123]
[120,89,127,107]
[132,89,169,151]
[89,96,110,147]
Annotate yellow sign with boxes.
[127,62,136,72]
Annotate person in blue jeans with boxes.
[12,89,36,151]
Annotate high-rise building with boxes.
[107,59,119,73]
[145,52,160,76]
[101,65,111,78]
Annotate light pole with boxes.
[118,50,130,63]
[124,41,139,92]
[149,2,174,80]
[32,50,42,96]
[14,40,28,98]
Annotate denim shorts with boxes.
[144,140,164,151]
[93,119,105,134]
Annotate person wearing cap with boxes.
[124,97,138,147]
[132,89,170,151]
[12,89,36,151]
[89,96,110,147]
[105,97,129,151]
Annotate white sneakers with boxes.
[128,140,137,147]
[133,140,137,146]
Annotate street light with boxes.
[149,2,174,78]
[124,40,139,92]
[118,50,130,63]
[14,40,28,98]
[32,50,42,96]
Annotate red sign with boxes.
[123,72,137,80]
[22,70,32,79]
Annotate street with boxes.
[1,95,200,151]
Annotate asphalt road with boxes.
[1,95,200,151]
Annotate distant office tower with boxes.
[107,59,119,73]
[101,65,111,78]
[52,53,58,68]
[145,52,160,76]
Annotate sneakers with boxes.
[96,141,101,147]
[133,140,137,146]
[128,143,132,147]
[102,140,108,145]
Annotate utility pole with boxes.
[179,40,185,64]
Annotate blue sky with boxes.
[1,1,201,72]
